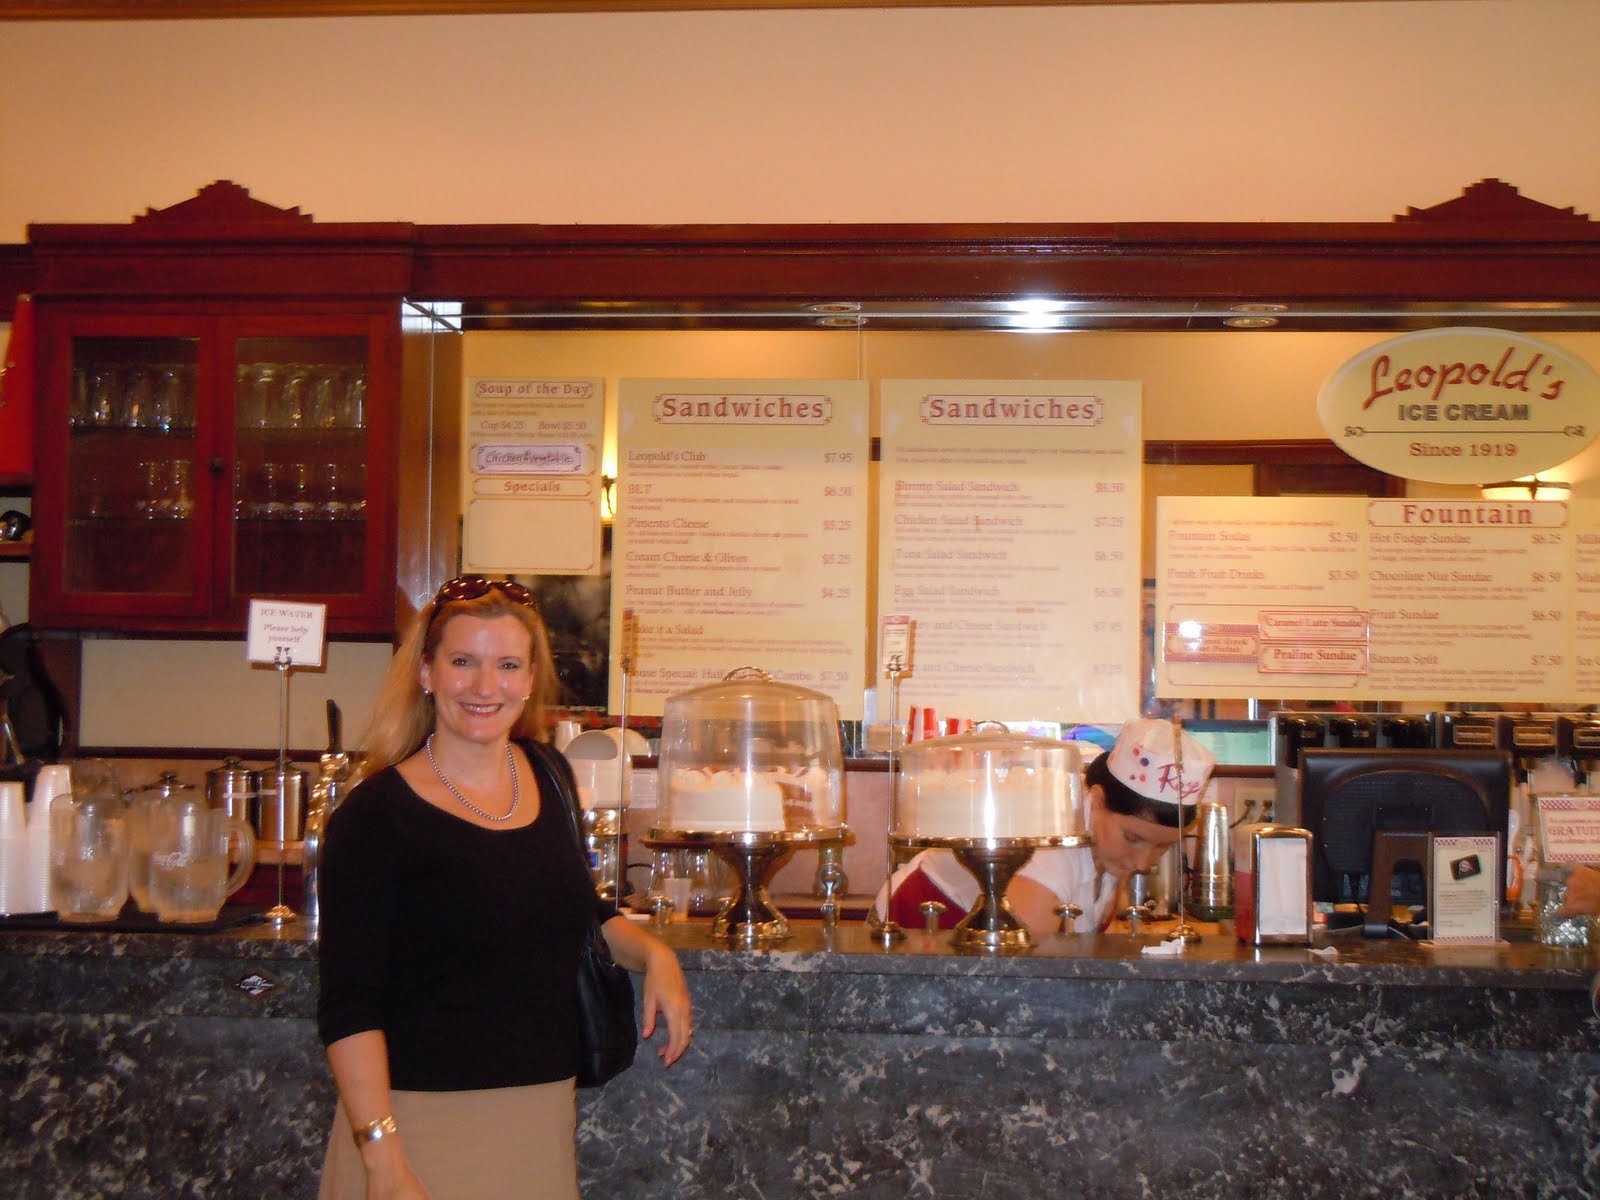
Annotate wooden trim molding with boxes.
[7,178,1600,316]
[0,0,1384,20]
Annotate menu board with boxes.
[611,379,870,717]
[461,377,605,574]
[1157,495,1600,702]
[877,379,1143,723]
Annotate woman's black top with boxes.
[316,752,611,1091]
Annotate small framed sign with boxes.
[1429,833,1501,945]
[1535,794,1600,863]
[881,615,913,677]
[246,599,328,668]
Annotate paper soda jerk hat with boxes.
[1106,718,1215,806]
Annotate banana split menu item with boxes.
[611,379,870,718]
[461,377,605,574]
[1158,495,1598,702]
[877,379,1143,723]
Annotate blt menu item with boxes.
[877,379,1142,723]
[461,377,605,574]
[612,379,870,717]
[1158,495,1598,703]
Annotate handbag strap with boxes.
[521,738,589,873]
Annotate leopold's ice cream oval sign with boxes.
[1317,327,1599,484]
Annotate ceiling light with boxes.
[1222,316,1279,329]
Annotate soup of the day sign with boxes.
[1317,328,1600,484]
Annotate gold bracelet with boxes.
[351,1115,399,1148]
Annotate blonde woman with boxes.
[316,576,692,1200]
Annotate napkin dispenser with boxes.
[1233,822,1313,945]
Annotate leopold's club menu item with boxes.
[461,377,605,574]
[611,379,871,718]
[877,379,1143,723]
[1158,495,1598,703]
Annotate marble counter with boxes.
[4,917,1597,1199]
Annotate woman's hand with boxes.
[639,938,694,1066]
[601,916,694,1066]
[361,1140,433,1200]
[1559,864,1600,917]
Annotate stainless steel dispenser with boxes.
[1560,714,1600,788]
[302,699,351,928]
[1270,712,1326,828]
[1377,713,1434,749]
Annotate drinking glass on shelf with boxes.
[120,366,153,429]
[337,371,367,429]
[164,459,194,518]
[135,460,163,516]
[238,363,274,430]
[320,462,346,517]
[290,461,316,518]
[88,366,118,427]
[71,366,90,428]
[309,367,341,429]
[274,364,309,430]
[258,461,288,517]
[151,368,182,433]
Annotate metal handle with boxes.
[1054,902,1083,934]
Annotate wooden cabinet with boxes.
[26,183,413,636]
[32,310,396,633]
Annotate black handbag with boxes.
[525,740,639,1088]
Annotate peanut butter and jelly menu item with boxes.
[611,379,870,718]
[877,379,1143,723]
[1158,495,1598,703]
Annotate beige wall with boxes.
[8,1,1600,749]
[1,2,1598,239]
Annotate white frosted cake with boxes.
[899,766,1078,840]
[668,768,787,832]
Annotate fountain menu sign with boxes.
[877,379,1143,724]
[1157,494,1600,702]
[611,379,871,718]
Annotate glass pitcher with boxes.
[49,761,129,923]
[146,791,257,924]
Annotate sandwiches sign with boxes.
[1316,327,1599,484]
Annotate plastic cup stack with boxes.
[0,782,26,914]
[21,765,74,914]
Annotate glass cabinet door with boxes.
[65,335,205,609]
[229,334,373,604]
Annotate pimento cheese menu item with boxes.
[461,377,606,574]
[611,379,870,718]
[1158,495,1597,703]
[877,379,1143,723]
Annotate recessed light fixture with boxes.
[1228,302,1289,313]
[808,302,861,314]
[1222,315,1279,329]
[818,314,864,328]
[1008,298,1069,314]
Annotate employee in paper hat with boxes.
[877,717,1217,935]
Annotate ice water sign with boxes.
[1317,328,1600,484]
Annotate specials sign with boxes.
[1317,328,1600,484]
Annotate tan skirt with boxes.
[318,1079,580,1200]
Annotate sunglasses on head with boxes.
[430,574,539,611]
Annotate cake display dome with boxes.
[655,668,845,836]
[893,726,1087,844]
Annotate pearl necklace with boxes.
[425,735,520,823]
